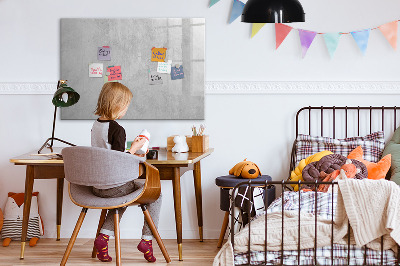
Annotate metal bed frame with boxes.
[230,106,400,266]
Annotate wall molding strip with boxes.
[1,81,400,95]
[206,81,400,94]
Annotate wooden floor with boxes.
[0,239,221,265]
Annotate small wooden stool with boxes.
[215,175,275,248]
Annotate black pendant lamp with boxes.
[242,0,305,23]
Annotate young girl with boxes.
[91,82,162,263]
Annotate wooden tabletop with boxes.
[10,147,64,165]
[146,148,213,165]
[10,147,214,165]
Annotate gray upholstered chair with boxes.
[60,146,171,265]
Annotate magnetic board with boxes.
[60,18,205,120]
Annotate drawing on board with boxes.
[149,70,163,85]
[60,18,205,120]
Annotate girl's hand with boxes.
[134,148,149,157]
[129,137,147,155]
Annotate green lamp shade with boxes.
[52,85,80,107]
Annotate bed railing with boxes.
[289,106,400,185]
[230,180,400,266]
[295,106,399,138]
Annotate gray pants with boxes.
[92,180,162,240]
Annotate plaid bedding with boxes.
[234,244,397,265]
[294,131,385,166]
[234,191,397,265]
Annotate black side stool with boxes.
[215,175,275,248]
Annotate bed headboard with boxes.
[295,106,400,138]
[290,106,400,179]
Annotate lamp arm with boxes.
[50,80,62,148]
[50,105,57,148]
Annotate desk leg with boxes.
[193,161,203,242]
[56,178,64,241]
[172,167,183,261]
[20,165,35,259]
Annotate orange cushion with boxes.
[347,146,391,180]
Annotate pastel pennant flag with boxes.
[209,0,220,7]
[229,0,245,24]
[251,23,266,38]
[351,29,370,55]
[378,21,398,50]
[323,33,341,58]
[275,23,293,49]
[298,29,317,58]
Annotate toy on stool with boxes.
[1,192,44,247]
[229,159,261,179]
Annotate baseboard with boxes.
[1,81,400,94]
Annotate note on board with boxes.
[171,65,184,80]
[149,70,163,85]
[151,47,167,62]
[157,60,172,74]
[104,75,118,84]
[107,65,122,81]
[89,63,103,77]
[98,46,111,61]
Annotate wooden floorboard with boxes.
[0,239,222,265]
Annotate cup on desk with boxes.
[146,150,158,160]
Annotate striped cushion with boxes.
[1,217,41,240]
[295,131,385,167]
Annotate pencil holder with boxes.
[191,135,209,153]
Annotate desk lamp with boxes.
[38,80,80,154]
[241,0,305,23]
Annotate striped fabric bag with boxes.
[1,192,43,241]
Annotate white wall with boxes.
[1,0,400,239]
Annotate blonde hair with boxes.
[95,82,133,120]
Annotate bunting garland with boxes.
[298,30,317,58]
[351,29,370,55]
[209,0,220,8]
[229,0,245,24]
[378,21,397,50]
[251,23,265,38]
[323,33,341,58]
[275,23,292,49]
[208,2,399,58]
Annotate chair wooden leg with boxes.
[217,211,230,248]
[60,208,88,266]
[141,205,171,263]
[91,209,108,258]
[114,210,121,266]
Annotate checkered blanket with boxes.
[234,191,397,265]
[266,190,336,220]
[234,244,397,265]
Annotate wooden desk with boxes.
[9,148,64,259]
[146,148,213,260]
[10,147,213,261]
